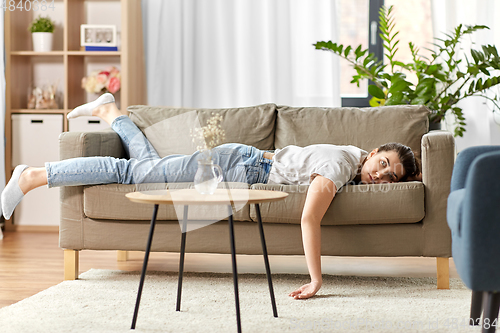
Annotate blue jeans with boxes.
[46,115,273,188]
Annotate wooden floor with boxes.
[0,231,459,309]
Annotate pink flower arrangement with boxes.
[81,66,121,94]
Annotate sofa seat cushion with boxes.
[83,182,251,222]
[128,104,277,157]
[249,182,425,225]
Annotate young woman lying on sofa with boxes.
[2,94,421,300]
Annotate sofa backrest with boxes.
[274,105,430,159]
[128,104,277,157]
[128,104,429,159]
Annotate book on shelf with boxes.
[84,46,118,52]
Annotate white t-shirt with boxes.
[267,144,368,190]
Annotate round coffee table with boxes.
[126,188,288,333]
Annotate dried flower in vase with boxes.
[190,113,226,160]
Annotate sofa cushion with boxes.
[85,182,424,226]
[274,105,429,159]
[127,104,277,157]
[249,182,425,225]
[83,182,251,223]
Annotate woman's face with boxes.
[359,149,405,184]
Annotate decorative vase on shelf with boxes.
[32,32,53,52]
[194,160,223,195]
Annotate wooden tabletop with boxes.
[125,188,288,205]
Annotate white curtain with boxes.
[0,11,5,239]
[431,0,500,150]
[141,0,340,108]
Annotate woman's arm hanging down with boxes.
[289,175,336,299]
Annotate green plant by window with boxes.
[29,16,55,33]
[314,5,500,137]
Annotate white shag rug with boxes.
[0,269,481,333]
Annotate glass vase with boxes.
[194,160,223,194]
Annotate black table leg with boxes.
[176,205,189,311]
[255,204,278,318]
[228,205,242,333]
[131,204,159,330]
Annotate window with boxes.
[339,0,384,107]
[339,0,432,107]
[384,0,433,86]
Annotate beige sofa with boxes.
[59,104,455,287]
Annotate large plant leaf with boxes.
[368,85,386,99]
[385,92,405,105]
[388,79,412,94]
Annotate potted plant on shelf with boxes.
[29,15,55,52]
[314,5,500,137]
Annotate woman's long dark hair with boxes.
[377,142,420,182]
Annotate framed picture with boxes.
[80,24,117,47]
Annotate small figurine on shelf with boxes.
[27,87,41,109]
[27,83,59,109]
[43,84,58,109]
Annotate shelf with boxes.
[11,51,65,56]
[78,0,122,2]
[67,51,122,56]
[11,109,66,114]
[10,51,122,56]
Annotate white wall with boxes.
[433,0,500,151]
[443,98,500,152]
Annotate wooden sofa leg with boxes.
[64,250,79,280]
[117,250,129,262]
[436,257,450,289]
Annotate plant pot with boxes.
[429,121,442,131]
[32,32,53,52]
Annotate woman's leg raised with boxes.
[67,93,160,161]
[111,116,160,161]
[1,95,163,219]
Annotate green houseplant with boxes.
[314,5,500,137]
[29,16,55,52]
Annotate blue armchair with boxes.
[447,145,500,332]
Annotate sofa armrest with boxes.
[421,130,455,256]
[59,128,125,160]
[59,129,125,250]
